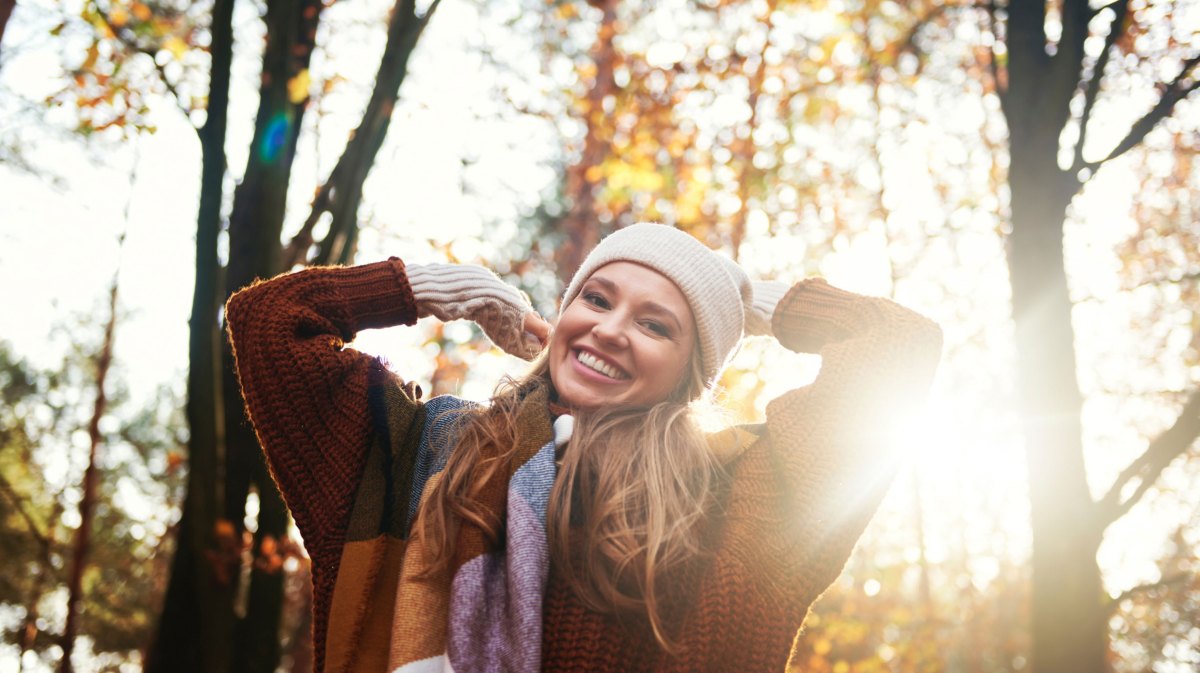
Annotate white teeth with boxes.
[577,351,626,379]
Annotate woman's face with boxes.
[549,262,696,410]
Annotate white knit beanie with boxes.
[561,223,753,383]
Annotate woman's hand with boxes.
[406,262,548,360]
[522,311,552,357]
[744,280,791,337]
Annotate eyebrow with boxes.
[584,275,685,333]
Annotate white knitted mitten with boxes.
[743,280,790,337]
[405,262,541,359]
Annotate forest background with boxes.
[0,0,1198,671]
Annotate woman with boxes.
[226,223,942,673]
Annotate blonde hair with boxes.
[414,349,719,652]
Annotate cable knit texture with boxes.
[225,259,943,673]
[406,262,539,359]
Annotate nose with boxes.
[591,312,628,348]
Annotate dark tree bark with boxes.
[152,0,443,665]
[0,0,15,62]
[145,0,236,670]
[221,3,325,672]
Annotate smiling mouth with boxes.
[575,350,629,380]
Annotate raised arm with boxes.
[225,259,421,554]
[722,278,943,596]
[226,258,545,555]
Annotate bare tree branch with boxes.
[61,231,122,673]
[1120,269,1200,292]
[92,5,195,125]
[985,0,1009,116]
[897,1,991,59]
[1072,0,1129,172]
[1105,572,1191,612]
[1085,53,1200,173]
[897,3,951,55]
[1072,269,1200,304]
[281,183,332,268]
[287,0,443,268]
[0,472,53,554]
[1096,388,1200,528]
[1054,0,1094,119]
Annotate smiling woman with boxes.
[224,222,943,673]
[550,262,696,409]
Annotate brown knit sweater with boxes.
[225,258,942,672]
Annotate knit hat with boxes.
[561,223,753,383]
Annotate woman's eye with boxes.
[643,321,670,337]
[583,292,610,309]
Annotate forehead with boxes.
[585,262,692,311]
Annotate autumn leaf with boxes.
[162,36,189,60]
[81,44,100,72]
[288,69,312,104]
[130,2,152,22]
[109,7,130,27]
[213,519,236,542]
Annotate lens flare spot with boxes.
[260,113,291,163]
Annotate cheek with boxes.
[640,342,691,389]
[547,312,580,386]
[547,333,568,386]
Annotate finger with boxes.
[522,312,552,344]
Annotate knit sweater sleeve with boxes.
[224,258,420,565]
[722,278,942,600]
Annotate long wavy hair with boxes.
[413,347,719,652]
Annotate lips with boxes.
[573,348,630,380]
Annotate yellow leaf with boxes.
[632,169,664,192]
[163,36,188,60]
[87,12,114,38]
[109,7,130,27]
[287,69,311,104]
[81,45,99,72]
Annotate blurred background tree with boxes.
[0,325,185,672]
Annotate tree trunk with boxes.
[557,0,618,284]
[305,0,438,268]
[230,474,288,673]
[286,563,314,673]
[60,273,119,673]
[146,0,236,669]
[1002,1,1109,670]
[0,0,15,62]
[155,0,439,665]
[1006,134,1106,673]
[222,3,324,670]
[225,0,323,293]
